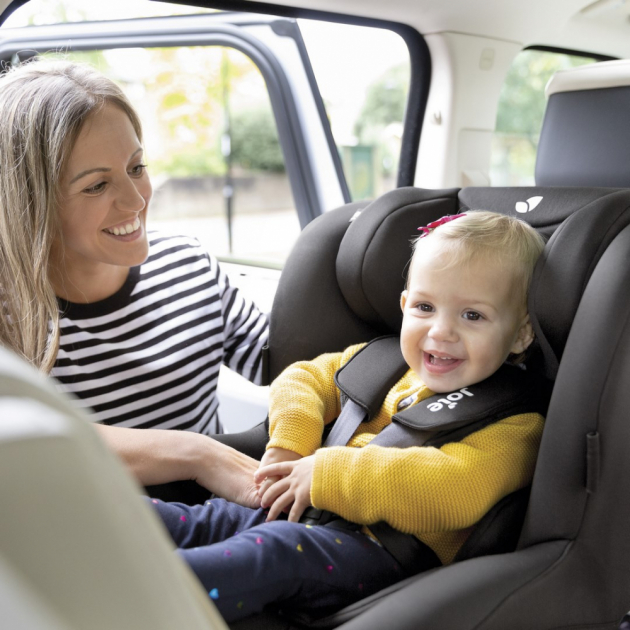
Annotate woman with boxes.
[0,59,267,506]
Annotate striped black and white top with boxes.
[51,233,269,435]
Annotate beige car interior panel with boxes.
[0,346,226,630]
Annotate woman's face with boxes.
[52,103,152,296]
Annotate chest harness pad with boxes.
[300,336,550,576]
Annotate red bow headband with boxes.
[417,213,466,238]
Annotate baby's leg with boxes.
[177,520,404,622]
[146,497,267,548]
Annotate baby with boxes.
[150,210,547,622]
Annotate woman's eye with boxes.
[130,163,147,177]
[83,181,106,195]
[463,311,482,321]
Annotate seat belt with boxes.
[319,396,442,575]
[322,399,366,448]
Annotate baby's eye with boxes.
[416,303,434,313]
[83,181,107,195]
[463,310,482,321]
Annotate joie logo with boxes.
[515,196,543,214]
[427,387,474,411]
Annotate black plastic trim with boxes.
[270,18,352,204]
[525,44,618,63]
[0,0,28,27]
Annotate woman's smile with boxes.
[103,217,142,238]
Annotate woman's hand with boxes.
[94,424,261,508]
[191,439,262,508]
[255,455,315,522]
[256,447,302,498]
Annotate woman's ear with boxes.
[511,314,535,355]
[400,290,408,313]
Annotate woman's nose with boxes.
[116,178,146,213]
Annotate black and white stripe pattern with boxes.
[51,233,269,434]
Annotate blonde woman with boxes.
[0,59,267,506]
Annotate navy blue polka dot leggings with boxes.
[148,497,404,622]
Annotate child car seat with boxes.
[229,183,630,630]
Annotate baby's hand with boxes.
[256,447,302,499]
[255,455,315,523]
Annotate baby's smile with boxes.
[423,351,463,374]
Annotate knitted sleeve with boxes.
[267,344,365,457]
[311,412,544,535]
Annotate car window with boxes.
[4,1,413,266]
[298,19,410,200]
[491,49,600,186]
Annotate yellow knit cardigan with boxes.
[268,344,544,564]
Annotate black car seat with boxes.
[226,183,630,630]
[188,58,630,627]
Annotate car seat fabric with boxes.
[231,184,630,630]
[535,59,630,187]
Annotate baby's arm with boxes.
[256,344,365,503]
[257,344,363,462]
[256,447,303,499]
[309,412,544,534]
[265,350,352,456]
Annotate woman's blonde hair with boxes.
[0,59,143,372]
[411,210,546,307]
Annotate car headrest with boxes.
[339,186,630,379]
[336,187,460,333]
[535,59,630,187]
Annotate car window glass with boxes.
[491,49,599,186]
[299,19,411,200]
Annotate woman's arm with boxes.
[94,424,261,508]
[216,257,269,385]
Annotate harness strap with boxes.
[323,399,366,448]
[310,397,441,576]
[368,522,441,576]
[300,336,549,577]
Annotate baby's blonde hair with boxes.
[410,210,546,308]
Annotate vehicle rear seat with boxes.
[535,58,630,187]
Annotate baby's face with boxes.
[400,239,533,393]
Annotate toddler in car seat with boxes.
[149,210,547,622]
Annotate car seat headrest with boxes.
[336,187,460,334]
[535,59,630,187]
[461,187,630,379]
[340,186,630,381]
[528,189,630,377]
